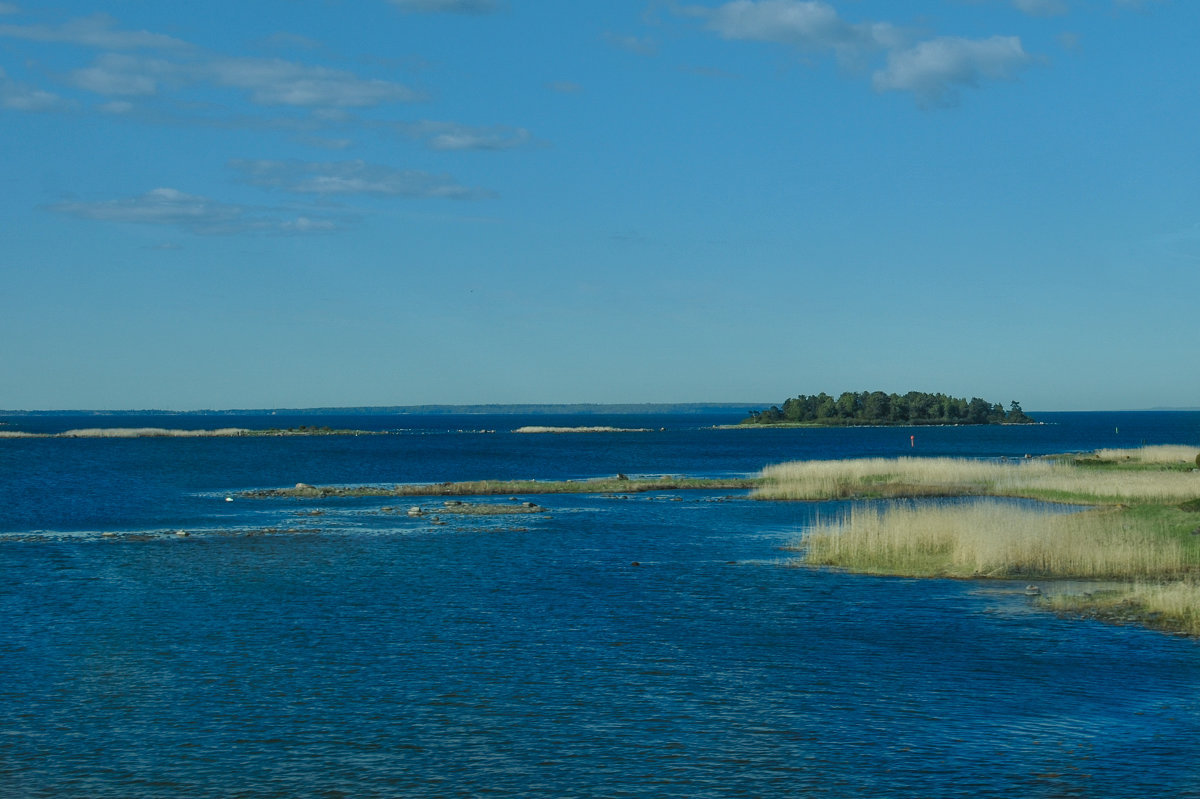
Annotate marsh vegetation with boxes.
[767,445,1200,635]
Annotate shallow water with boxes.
[2,411,1199,797]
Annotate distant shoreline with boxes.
[715,421,1046,430]
[0,427,380,439]
[0,402,759,417]
[512,426,653,434]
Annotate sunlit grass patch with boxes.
[1084,445,1200,466]
[1040,580,1200,637]
[755,449,1200,505]
[788,500,1199,580]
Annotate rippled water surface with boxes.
[2,411,1199,797]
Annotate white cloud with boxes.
[68,52,420,108]
[98,100,134,114]
[683,1,1045,107]
[229,159,494,200]
[71,53,166,96]
[698,0,901,58]
[0,12,189,50]
[872,35,1033,107]
[48,187,342,235]
[394,120,534,150]
[389,0,501,13]
[0,66,70,111]
[205,57,419,107]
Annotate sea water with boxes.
[2,411,1199,797]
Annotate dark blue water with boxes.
[2,412,1199,797]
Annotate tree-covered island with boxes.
[742,391,1035,426]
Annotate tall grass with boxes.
[1041,580,1200,636]
[791,501,1197,579]
[756,453,1200,504]
[1086,445,1199,465]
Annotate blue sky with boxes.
[1,0,1196,411]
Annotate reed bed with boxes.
[791,501,1197,579]
[1041,580,1200,637]
[755,453,1200,504]
[1085,445,1199,465]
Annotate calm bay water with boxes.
[2,411,1199,797]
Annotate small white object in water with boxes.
[225,496,233,502]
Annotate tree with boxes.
[967,397,990,424]
[836,392,860,420]
[862,391,891,421]
[1007,401,1032,424]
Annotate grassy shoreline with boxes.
[764,446,1200,636]
[245,445,1200,636]
[0,426,382,439]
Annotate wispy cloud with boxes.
[205,57,420,107]
[47,187,341,235]
[0,12,420,112]
[695,1,901,59]
[0,66,71,111]
[388,0,502,14]
[872,35,1033,107]
[229,159,494,200]
[682,0,1035,107]
[393,120,534,150]
[0,12,189,50]
[68,52,421,107]
[602,31,659,56]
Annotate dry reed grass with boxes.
[1086,445,1199,465]
[792,501,1196,579]
[755,451,1200,504]
[1041,580,1200,636]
